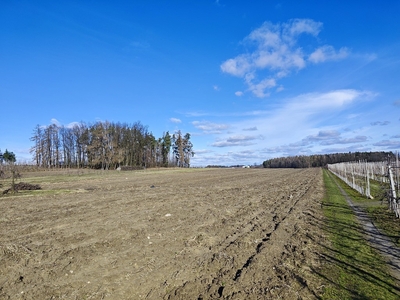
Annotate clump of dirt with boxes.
[2,182,41,194]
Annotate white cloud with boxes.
[308,45,349,63]
[304,130,341,142]
[192,121,230,133]
[246,76,276,98]
[373,140,400,148]
[320,135,368,146]
[285,18,322,37]
[186,89,377,164]
[235,91,244,97]
[191,149,265,167]
[287,89,373,112]
[221,19,349,98]
[50,118,61,126]
[320,145,370,154]
[213,85,220,91]
[170,118,182,123]
[193,149,212,154]
[220,55,251,77]
[66,122,81,129]
[205,89,373,156]
[212,135,264,147]
[260,132,368,157]
[50,118,80,128]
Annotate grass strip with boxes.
[321,169,399,299]
[334,174,400,248]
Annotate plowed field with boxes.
[1,168,325,299]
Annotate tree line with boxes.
[29,121,194,169]
[263,151,395,168]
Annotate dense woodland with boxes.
[263,151,396,168]
[29,121,194,169]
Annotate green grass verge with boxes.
[333,174,400,248]
[321,169,399,299]
[366,206,400,247]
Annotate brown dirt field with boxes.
[0,168,326,299]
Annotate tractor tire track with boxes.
[165,168,324,299]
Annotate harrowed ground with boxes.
[1,168,327,299]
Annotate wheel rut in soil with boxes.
[166,169,322,299]
[0,168,325,300]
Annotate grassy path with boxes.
[330,172,400,281]
[321,169,400,299]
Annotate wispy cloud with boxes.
[202,89,373,158]
[185,89,374,164]
[221,19,349,98]
[192,121,230,133]
[48,118,81,129]
[192,149,265,166]
[373,140,400,149]
[170,118,182,123]
[297,130,367,146]
[304,130,341,142]
[212,135,264,147]
[370,121,390,126]
[320,135,368,145]
[127,41,150,50]
[308,45,349,63]
[321,145,370,154]
[261,130,368,156]
[243,127,258,131]
[50,118,61,126]
[66,122,81,129]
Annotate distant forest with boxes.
[30,121,194,169]
[263,151,396,168]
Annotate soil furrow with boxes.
[1,168,325,300]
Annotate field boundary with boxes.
[327,171,400,282]
[321,169,400,299]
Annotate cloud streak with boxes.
[212,135,264,147]
[308,45,349,63]
[170,118,182,123]
[370,121,390,126]
[192,121,230,133]
[190,89,374,164]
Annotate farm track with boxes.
[328,172,400,283]
[0,168,325,299]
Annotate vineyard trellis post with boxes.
[327,151,399,219]
[388,164,399,218]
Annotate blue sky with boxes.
[1,0,399,166]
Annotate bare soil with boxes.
[0,168,326,299]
